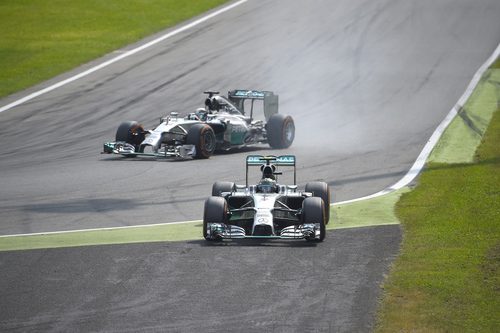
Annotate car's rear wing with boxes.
[246,155,295,166]
[245,155,296,186]
[228,89,278,121]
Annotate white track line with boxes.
[0,220,202,238]
[336,42,500,206]
[0,0,248,114]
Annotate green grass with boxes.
[429,68,500,163]
[376,101,500,330]
[330,189,407,229]
[492,56,500,69]
[0,222,203,252]
[0,0,229,98]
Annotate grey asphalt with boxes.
[1,0,499,234]
[0,226,401,332]
[0,0,499,331]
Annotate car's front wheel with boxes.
[203,196,228,240]
[212,181,236,196]
[115,121,145,156]
[302,197,325,242]
[305,181,331,225]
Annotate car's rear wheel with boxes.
[302,197,325,242]
[305,181,331,225]
[203,196,228,240]
[187,124,216,159]
[266,114,295,149]
[212,181,236,196]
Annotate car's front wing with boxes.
[102,142,196,159]
[205,223,321,241]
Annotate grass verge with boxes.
[375,72,500,331]
[0,222,203,252]
[0,0,229,99]
[330,189,407,229]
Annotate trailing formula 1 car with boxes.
[102,90,295,159]
[203,155,331,241]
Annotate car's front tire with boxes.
[115,121,145,156]
[302,197,325,242]
[305,181,331,225]
[212,181,236,196]
[203,196,228,240]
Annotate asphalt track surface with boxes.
[1,0,499,331]
[0,226,400,332]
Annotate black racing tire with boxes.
[302,197,326,242]
[266,114,295,149]
[187,123,216,159]
[305,181,331,225]
[212,181,236,196]
[115,121,145,145]
[115,121,145,157]
[203,196,228,241]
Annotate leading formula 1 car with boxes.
[203,155,331,241]
[102,90,295,159]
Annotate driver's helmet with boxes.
[195,107,208,121]
[257,178,278,193]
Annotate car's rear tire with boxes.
[212,181,236,196]
[266,114,295,149]
[302,197,325,242]
[203,196,228,240]
[305,181,331,225]
[187,124,216,159]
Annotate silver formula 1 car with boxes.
[203,155,331,241]
[102,90,295,159]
